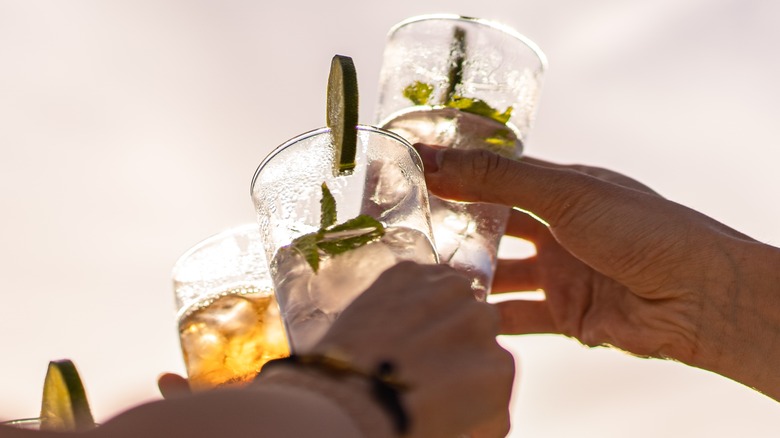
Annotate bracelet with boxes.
[260,353,411,435]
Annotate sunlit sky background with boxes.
[2,1,780,436]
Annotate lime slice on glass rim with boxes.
[40,359,95,431]
[326,54,359,175]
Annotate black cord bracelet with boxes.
[260,353,411,434]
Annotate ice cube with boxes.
[308,237,399,314]
[202,295,256,337]
[363,160,410,218]
[181,322,226,365]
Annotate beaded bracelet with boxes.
[260,353,411,434]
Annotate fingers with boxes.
[157,373,191,399]
[505,208,549,240]
[414,143,609,228]
[416,299,501,347]
[468,410,512,438]
[364,261,474,309]
[516,156,660,196]
[495,300,557,335]
[491,258,539,293]
[316,262,476,364]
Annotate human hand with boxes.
[413,144,780,391]
[162,263,513,437]
[294,262,514,438]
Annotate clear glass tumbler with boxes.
[375,14,547,299]
[172,223,290,391]
[251,125,438,353]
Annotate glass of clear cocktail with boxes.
[172,223,290,391]
[251,125,438,353]
[375,14,547,300]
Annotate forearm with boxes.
[0,385,364,438]
[689,237,780,400]
[89,380,366,438]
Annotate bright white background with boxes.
[1,1,779,436]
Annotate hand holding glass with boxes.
[172,224,289,391]
[376,14,547,299]
[251,126,438,353]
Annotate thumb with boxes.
[413,143,699,289]
[413,143,606,227]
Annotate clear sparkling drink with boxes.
[271,226,437,352]
[382,107,522,300]
[178,286,290,390]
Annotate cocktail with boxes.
[375,14,547,300]
[172,223,290,391]
[251,125,438,353]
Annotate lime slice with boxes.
[40,359,95,432]
[326,54,359,174]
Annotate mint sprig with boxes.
[290,183,385,273]
[447,96,513,125]
[400,26,515,146]
[401,81,514,126]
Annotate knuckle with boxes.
[462,301,503,338]
[470,149,507,181]
[541,171,604,229]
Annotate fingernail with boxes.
[413,143,442,173]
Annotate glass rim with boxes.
[387,14,548,71]
[1,417,40,425]
[1,418,101,429]
[376,104,525,144]
[249,124,419,196]
[171,223,260,277]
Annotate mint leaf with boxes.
[327,213,384,234]
[291,232,322,273]
[485,127,517,150]
[447,96,513,125]
[402,81,434,106]
[320,183,337,229]
[318,215,385,257]
[401,26,515,128]
[288,185,386,273]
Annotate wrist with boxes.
[255,357,397,438]
[690,238,780,399]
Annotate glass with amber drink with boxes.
[172,223,290,390]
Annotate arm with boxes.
[1,387,362,438]
[3,263,513,438]
[414,143,780,400]
[90,383,363,438]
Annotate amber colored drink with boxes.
[178,286,289,390]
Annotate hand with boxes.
[309,262,515,438]
[161,263,514,438]
[413,144,780,399]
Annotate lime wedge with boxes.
[40,359,95,432]
[326,54,359,174]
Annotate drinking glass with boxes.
[251,125,438,353]
[0,419,100,430]
[1,418,41,429]
[375,14,547,299]
[172,223,290,391]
